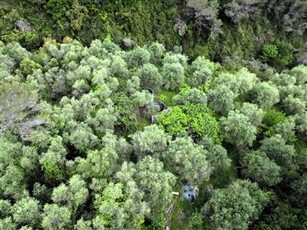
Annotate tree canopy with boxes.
[0,33,306,229]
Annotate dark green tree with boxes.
[203,180,270,230]
[241,151,282,186]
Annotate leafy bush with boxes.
[158,103,220,143]
[260,44,279,63]
[262,108,287,127]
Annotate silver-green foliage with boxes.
[162,62,185,91]
[220,111,257,148]
[242,151,281,186]
[188,56,215,87]
[163,137,210,183]
[208,85,235,115]
[203,180,270,230]
[173,88,207,105]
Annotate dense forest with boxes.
[0,0,306,230]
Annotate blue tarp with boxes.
[181,182,195,202]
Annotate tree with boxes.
[86,101,118,132]
[72,79,90,98]
[114,158,176,228]
[110,55,129,78]
[76,131,122,179]
[130,125,170,156]
[126,75,140,94]
[220,111,257,148]
[186,0,222,39]
[74,218,93,230]
[132,90,154,107]
[200,137,231,174]
[271,117,296,143]
[260,135,296,173]
[70,92,100,121]
[235,68,258,95]
[188,56,215,87]
[64,121,100,153]
[52,175,88,217]
[91,67,110,89]
[93,182,149,229]
[172,88,207,105]
[4,42,31,63]
[288,65,307,85]
[238,103,264,127]
[148,42,165,64]
[253,197,304,230]
[295,112,307,137]
[12,196,41,228]
[213,72,239,94]
[163,53,187,66]
[134,156,176,228]
[136,63,162,92]
[208,85,235,115]
[125,46,151,68]
[0,134,39,200]
[111,93,139,134]
[249,82,279,109]
[0,217,16,230]
[41,204,71,230]
[282,95,306,115]
[224,0,264,24]
[0,199,11,218]
[241,150,282,186]
[20,57,42,75]
[203,180,270,230]
[291,174,307,207]
[163,136,210,183]
[101,39,121,54]
[271,72,296,92]
[213,69,257,95]
[161,62,185,91]
[43,100,75,134]
[39,136,67,181]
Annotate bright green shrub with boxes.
[158,103,220,143]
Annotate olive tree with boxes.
[260,135,296,171]
[163,136,210,183]
[161,62,185,91]
[208,85,235,115]
[136,63,162,92]
[188,56,215,87]
[93,182,149,229]
[148,42,165,64]
[125,46,151,68]
[220,111,257,148]
[241,150,282,186]
[203,180,270,230]
[250,82,279,109]
[12,196,41,228]
[41,204,71,230]
[52,174,88,221]
[130,125,170,156]
[172,88,207,105]
[238,102,264,127]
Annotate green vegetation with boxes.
[0,1,306,229]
